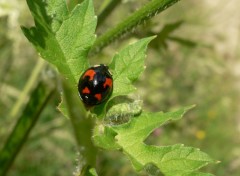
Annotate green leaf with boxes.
[109,36,155,97]
[94,105,215,175]
[93,125,120,150]
[21,0,97,85]
[92,37,154,116]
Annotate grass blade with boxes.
[0,80,55,175]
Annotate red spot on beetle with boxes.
[94,94,102,101]
[84,69,95,81]
[82,87,90,94]
[103,78,112,88]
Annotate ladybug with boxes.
[78,64,113,106]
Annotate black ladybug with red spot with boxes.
[78,64,113,106]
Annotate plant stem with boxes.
[90,0,180,55]
[62,79,97,169]
[0,80,55,176]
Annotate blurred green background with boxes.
[0,0,240,175]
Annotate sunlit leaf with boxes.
[22,0,97,85]
[94,106,215,175]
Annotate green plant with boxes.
[0,0,216,175]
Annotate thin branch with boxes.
[90,0,180,55]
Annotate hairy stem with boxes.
[91,0,180,54]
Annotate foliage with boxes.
[21,0,96,85]
[1,0,240,175]
[17,0,215,175]
[94,105,215,175]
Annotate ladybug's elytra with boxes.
[78,64,113,106]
